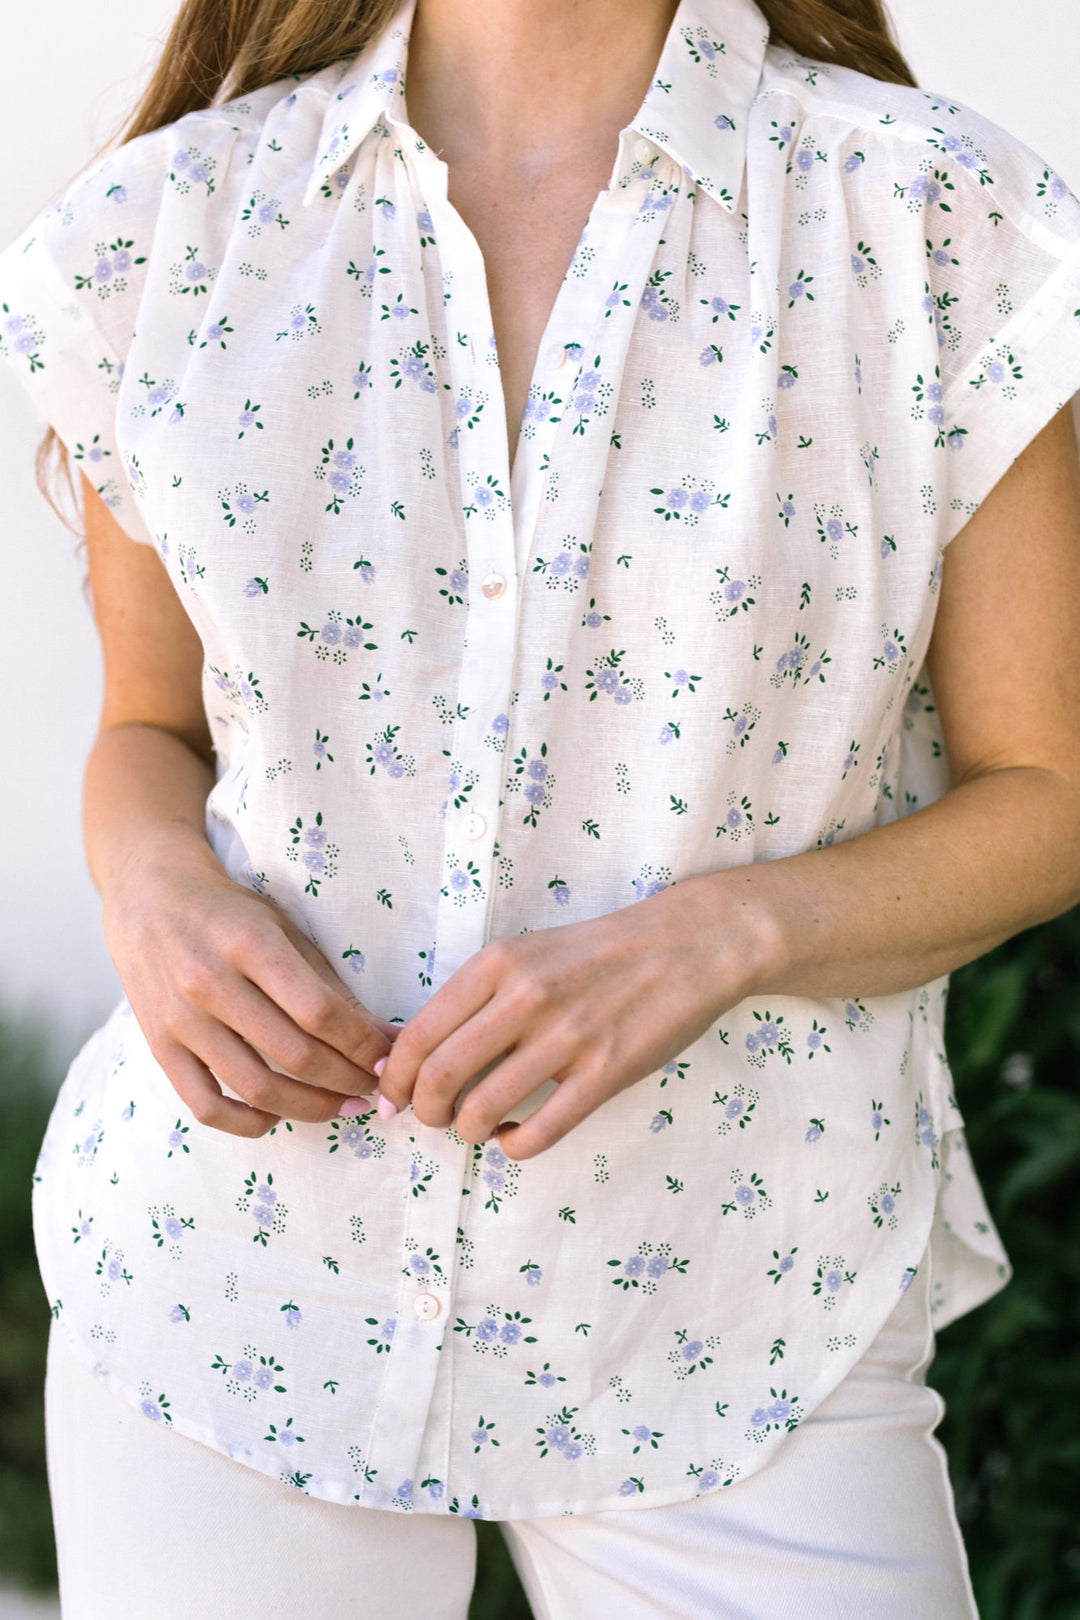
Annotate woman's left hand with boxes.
[372,875,781,1158]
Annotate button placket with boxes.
[364,129,681,1501]
[415,158,521,992]
[362,135,519,1500]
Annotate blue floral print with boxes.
[14,0,1080,1522]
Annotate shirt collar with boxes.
[304,0,770,213]
[631,0,771,212]
[303,0,417,206]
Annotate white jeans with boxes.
[45,1259,978,1620]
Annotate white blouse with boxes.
[5,0,1080,1520]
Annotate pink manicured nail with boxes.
[375,1089,398,1121]
[373,1056,388,1078]
[336,1097,368,1117]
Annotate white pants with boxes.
[45,1260,978,1619]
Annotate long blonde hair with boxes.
[39,0,918,527]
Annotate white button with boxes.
[547,341,566,367]
[413,1292,441,1321]
[461,812,487,841]
[481,572,507,600]
[634,138,652,162]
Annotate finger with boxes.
[379,949,502,1108]
[405,979,558,1128]
[154,1037,280,1139]
[190,1021,352,1124]
[237,919,395,1073]
[199,970,382,1096]
[493,1068,617,1161]
[449,1037,572,1144]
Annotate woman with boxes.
[3,0,1080,1614]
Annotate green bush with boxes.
[0,1019,60,1593]
[2,912,1078,1614]
[932,908,1080,1620]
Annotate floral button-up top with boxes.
[6,0,1080,1519]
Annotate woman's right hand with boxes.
[80,475,394,1141]
[103,836,395,1138]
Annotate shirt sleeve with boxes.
[909,103,1080,546]
[0,127,175,544]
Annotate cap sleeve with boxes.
[910,104,1080,545]
[0,127,175,544]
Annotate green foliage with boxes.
[0,1019,59,1592]
[3,908,1080,1613]
[933,907,1080,1620]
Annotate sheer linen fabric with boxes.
[4,0,1080,1520]
[45,1255,977,1618]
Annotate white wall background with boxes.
[1,0,1079,1068]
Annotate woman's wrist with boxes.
[658,867,794,1018]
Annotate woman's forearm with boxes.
[83,722,220,904]
[687,764,1080,1004]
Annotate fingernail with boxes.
[373,1056,387,1078]
[375,1089,398,1121]
[336,1097,368,1117]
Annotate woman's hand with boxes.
[103,835,396,1139]
[374,875,781,1158]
